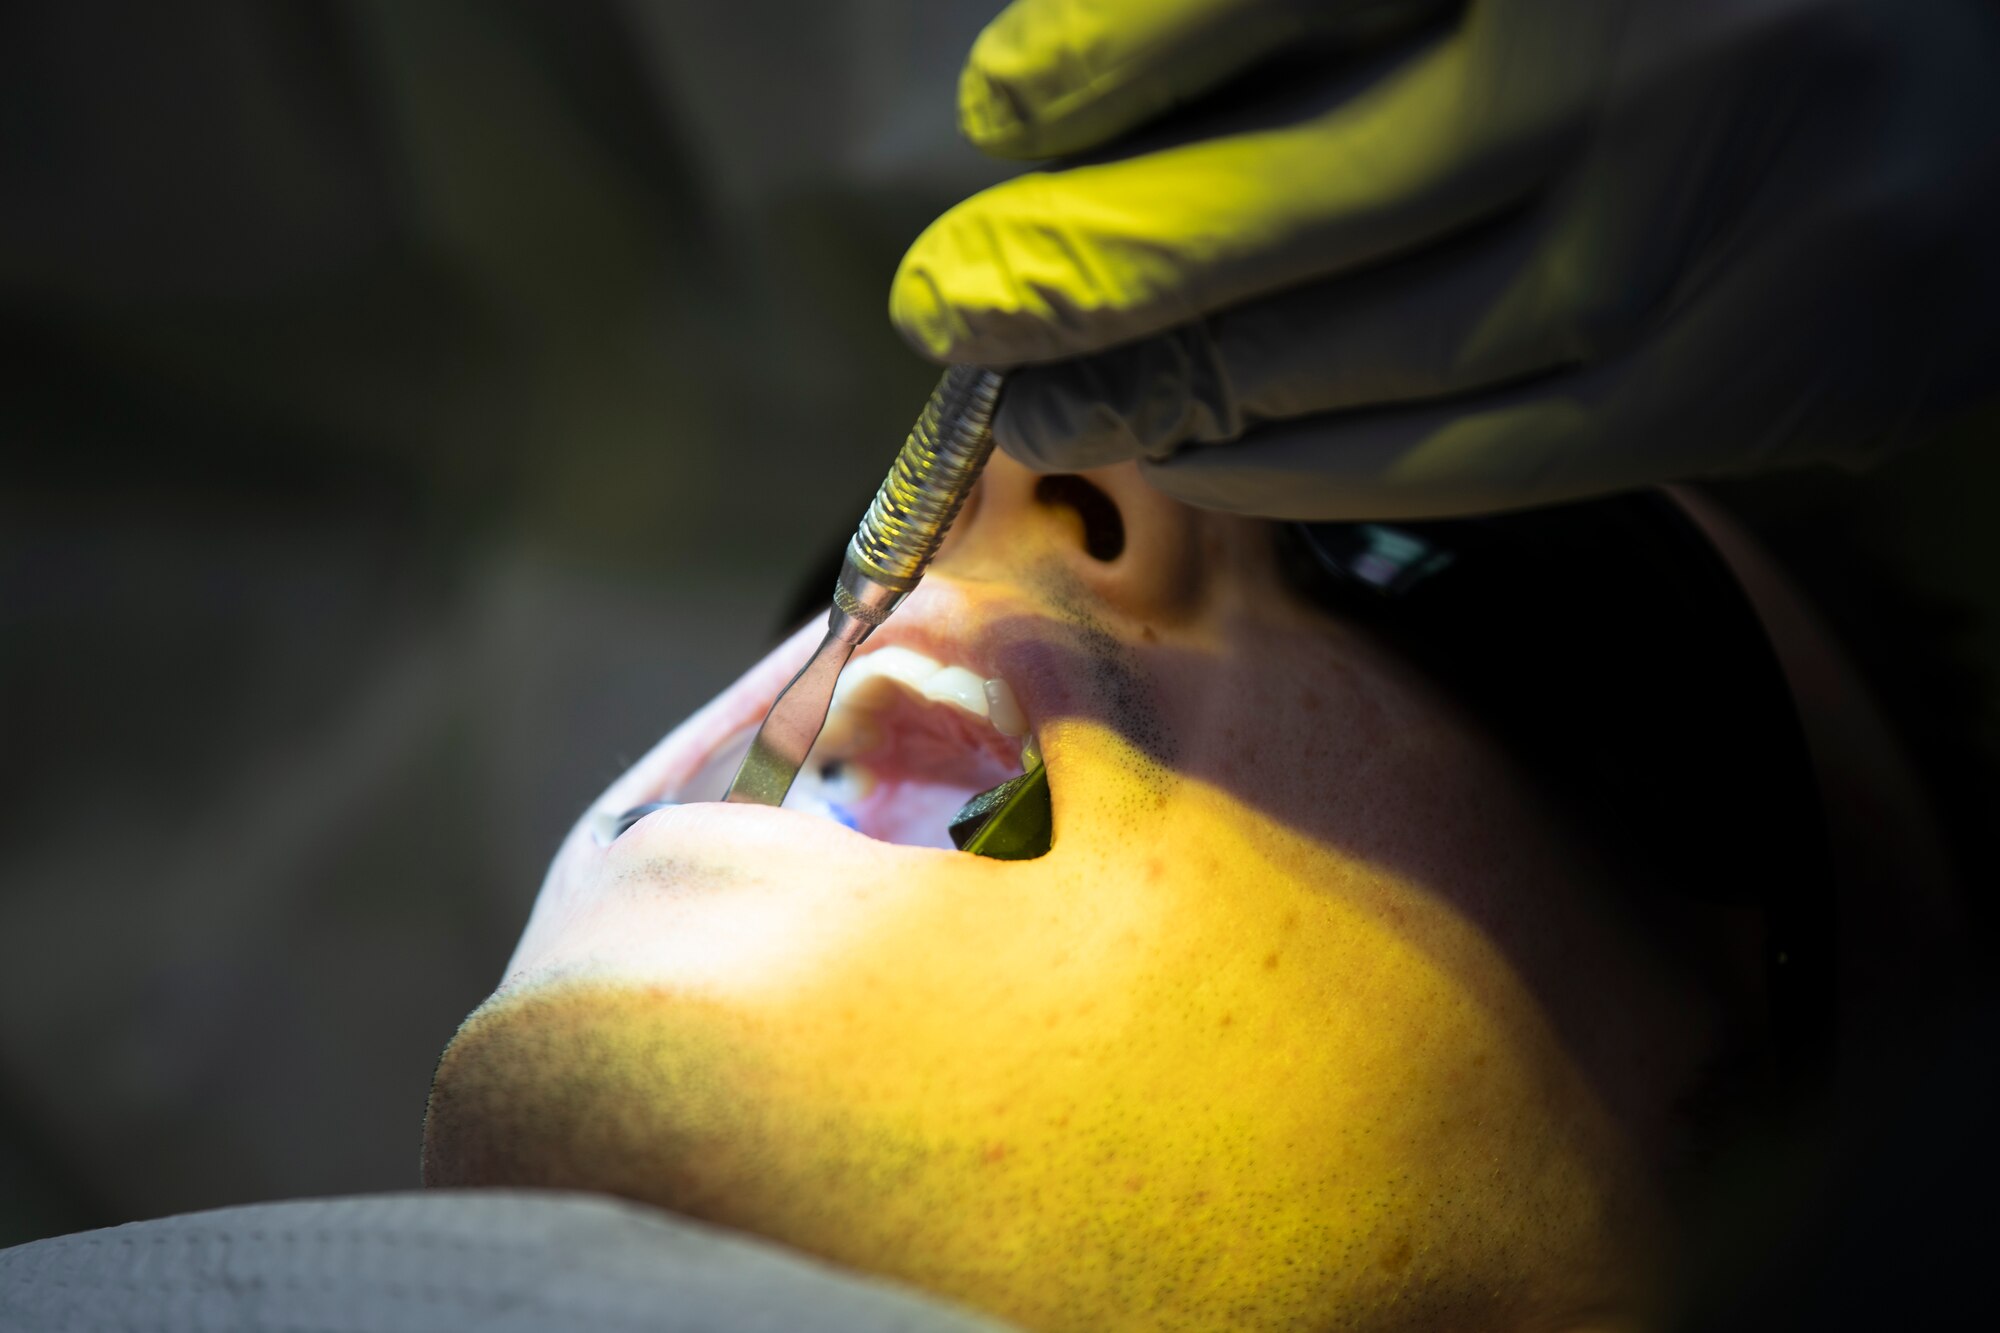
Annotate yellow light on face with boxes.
[442,714,1647,1332]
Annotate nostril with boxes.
[1034,474,1125,562]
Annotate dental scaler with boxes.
[724,366,1006,807]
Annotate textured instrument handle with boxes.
[845,366,1005,592]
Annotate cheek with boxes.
[712,793,1622,1319]
[1133,646,1380,824]
[734,853,1163,1099]
[726,752,1433,1135]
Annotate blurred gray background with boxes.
[3,0,1996,1257]
[0,0,1012,1246]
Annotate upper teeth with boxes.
[814,646,1027,756]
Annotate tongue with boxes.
[794,690,1023,848]
[848,777,1002,849]
[851,691,1019,783]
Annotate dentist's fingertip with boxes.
[889,257,958,362]
[958,59,1043,156]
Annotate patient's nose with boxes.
[940,453,1209,621]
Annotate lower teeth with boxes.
[783,759,876,831]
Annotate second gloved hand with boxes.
[892,0,2000,519]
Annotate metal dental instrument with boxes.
[724,365,1006,807]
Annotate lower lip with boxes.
[676,725,759,803]
[604,798,963,870]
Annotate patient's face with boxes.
[425,458,1705,1332]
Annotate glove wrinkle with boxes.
[1142,383,1599,520]
[958,60,1033,151]
[1000,321,1242,473]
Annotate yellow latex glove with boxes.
[892,0,2000,518]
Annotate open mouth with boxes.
[677,646,1038,850]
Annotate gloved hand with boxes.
[891,0,2000,519]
